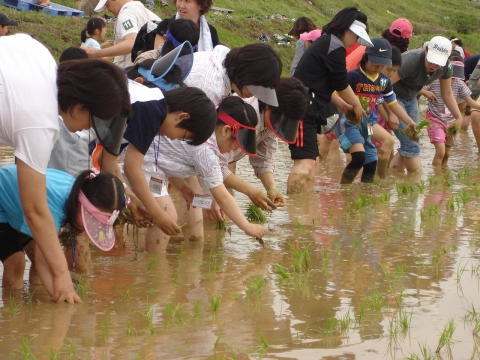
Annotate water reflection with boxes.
[1,128,480,358]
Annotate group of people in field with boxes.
[0,0,478,304]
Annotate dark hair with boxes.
[59,47,88,63]
[450,36,463,47]
[57,59,132,119]
[381,29,409,53]
[81,18,106,43]
[391,46,402,67]
[292,17,317,38]
[162,19,199,54]
[450,50,463,62]
[164,86,217,145]
[224,43,282,91]
[64,170,125,230]
[216,96,258,128]
[258,77,309,121]
[175,0,212,14]
[322,7,368,39]
[127,59,185,88]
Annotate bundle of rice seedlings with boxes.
[404,119,430,142]
[447,123,459,136]
[245,202,267,224]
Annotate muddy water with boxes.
[1,128,480,359]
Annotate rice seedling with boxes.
[294,219,305,232]
[289,242,311,273]
[416,180,426,192]
[465,305,480,334]
[126,319,136,336]
[164,302,185,326]
[147,254,161,271]
[76,280,90,300]
[387,317,402,337]
[272,264,291,280]
[321,247,330,273]
[245,275,265,301]
[100,312,110,343]
[404,119,430,142]
[258,333,269,349]
[398,309,413,331]
[19,337,36,360]
[316,316,338,335]
[172,269,179,285]
[427,174,438,186]
[434,248,442,264]
[456,260,469,283]
[44,344,62,360]
[209,293,222,312]
[9,294,22,316]
[396,183,415,196]
[192,300,201,318]
[209,249,218,274]
[338,311,352,333]
[178,242,185,259]
[213,329,223,351]
[435,318,456,353]
[346,203,351,214]
[446,198,455,211]
[311,217,317,226]
[143,304,156,326]
[62,338,77,357]
[366,290,385,310]
[354,306,366,325]
[394,290,405,307]
[447,123,459,136]
[333,243,341,257]
[245,203,267,224]
[232,292,242,302]
[457,189,471,205]
[407,342,435,360]
[215,220,227,230]
[290,270,313,299]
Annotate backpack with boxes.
[131,20,160,63]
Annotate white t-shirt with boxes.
[143,134,224,194]
[184,45,231,105]
[0,34,59,174]
[114,1,160,68]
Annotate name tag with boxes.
[367,123,373,136]
[192,194,213,209]
[149,177,165,195]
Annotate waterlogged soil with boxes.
[2,129,480,359]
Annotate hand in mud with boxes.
[245,224,265,239]
[205,200,225,221]
[52,272,81,304]
[267,189,286,207]
[423,91,437,102]
[248,187,276,211]
[386,113,399,130]
[154,213,180,236]
[128,196,153,228]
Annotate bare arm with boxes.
[210,185,265,239]
[84,33,136,58]
[123,144,180,235]
[336,86,364,120]
[388,102,417,129]
[465,96,480,110]
[153,33,165,49]
[440,77,462,122]
[17,159,80,303]
[330,92,353,114]
[224,173,276,211]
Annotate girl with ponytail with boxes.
[81,18,113,50]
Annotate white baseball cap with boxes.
[427,36,452,66]
[94,0,107,12]
[349,20,373,48]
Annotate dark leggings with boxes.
[341,151,365,184]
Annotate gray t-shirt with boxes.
[468,59,480,99]
[393,49,452,100]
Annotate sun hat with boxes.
[0,13,18,26]
[389,18,413,39]
[366,38,392,67]
[78,191,119,251]
[299,29,322,42]
[349,20,373,47]
[451,60,465,79]
[138,41,194,91]
[246,85,279,107]
[427,36,452,66]
[94,0,107,12]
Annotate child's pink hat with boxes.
[300,29,322,42]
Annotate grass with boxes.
[289,242,311,273]
[209,293,222,312]
[101,312,110,343]
[245,275,265,301]
[9,294,22,316]
[435,318,456,353]
[19,337,36,360]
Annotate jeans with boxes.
[393,97,420,157]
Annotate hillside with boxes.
[2,0,480,74]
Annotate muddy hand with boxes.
[205,200,225,221]
[156,215,180,236]
[52,272,81,304]
[128,196,153,228]
[249,187,276,211]
[245,224,265,239]
[267,189,286,207]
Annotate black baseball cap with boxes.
[365,38,392,67]
[0,13,18,26]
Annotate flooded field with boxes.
[1,128,480,359]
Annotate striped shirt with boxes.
[143,133,223,194]
[219,96,277,179]
[423,78,471,123]
[184,45,231,105]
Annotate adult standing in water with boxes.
[290,7,373,193]
[388,36,461,174]
[153,0,219,51]
[0,34,131,303]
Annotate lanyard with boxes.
[152,136,161,170]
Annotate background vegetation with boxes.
[2,0,480,75]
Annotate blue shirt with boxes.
[0,165,75,236]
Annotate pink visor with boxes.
[78,191,119,251]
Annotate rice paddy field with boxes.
[1,114,480,359]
